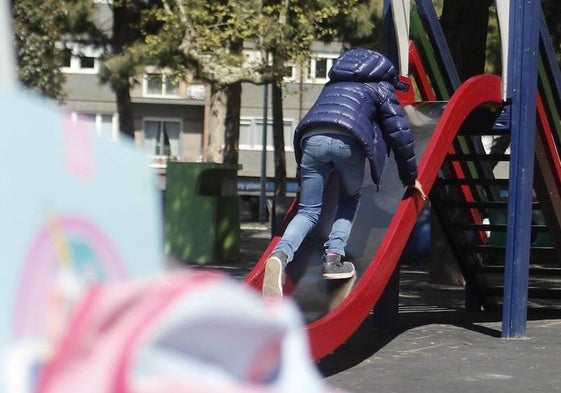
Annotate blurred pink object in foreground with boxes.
[36,269,348,393]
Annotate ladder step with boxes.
[481,265,561,276]
[442,200,541,209]
[485,287,561,299]
[435,178,509,186]
[470,244,555,254]
[457,128,511,136]
[446,153,510,161]
[459,223,549,231]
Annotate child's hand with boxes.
[409,179,427,200]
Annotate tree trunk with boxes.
[116,84,134,139]
[223,81,241,166]
[440,0,491,81]
[112,0,135,139]
[223,39,242,167]
[272,49,287,197]
[206,85,227,163]
[429,0,492,286]
[429,209,466,286]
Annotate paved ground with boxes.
[204,222,561,393]
[320,271,561,393]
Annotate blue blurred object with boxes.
[401,202,431,266]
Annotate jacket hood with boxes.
[327,48,409,91]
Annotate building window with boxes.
[143,73,180,97]
[79,56,96,69]
[282,65,297,82]
[306,54,338,83]
[61,45,101,74]
[314,58,328,79]
[71,112,117,141]
[143,119,181,158]
[98,114,115,140]
[62,48,72,68]
[239,118,294,151]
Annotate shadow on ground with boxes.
[317,266,561,377]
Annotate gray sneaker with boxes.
[322,253,355,279]
[262,251,288,301]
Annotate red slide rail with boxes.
[244,75,503,360]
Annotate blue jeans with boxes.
[274,132,366,262]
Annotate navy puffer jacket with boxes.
[294,48,417,186]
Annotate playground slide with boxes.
[244,75,504,360]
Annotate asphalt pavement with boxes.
[212,222,561,393]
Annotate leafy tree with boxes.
[144,0,268,162]
[268,0,383,195]
[12,0,67,100]
[323,0,384,50]
[265,0,370,195]
[146,0,357,197]
[542,0,561,65]
[13,0,161,140]
[440,0,492,81]
[97,0,163,139]
[439,0,561,78]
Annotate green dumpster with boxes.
[165,162,240,264]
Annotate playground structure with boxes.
[245,0,561,360]
[0,0,560,390]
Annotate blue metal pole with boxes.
[502,0,540,338]
[382,0,398,64]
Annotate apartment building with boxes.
[61,41,345,200]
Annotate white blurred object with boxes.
[36,269,349,393]
[0,0,17,88]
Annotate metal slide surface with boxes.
[244,75,504,360]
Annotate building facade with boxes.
[60,41,345,198]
